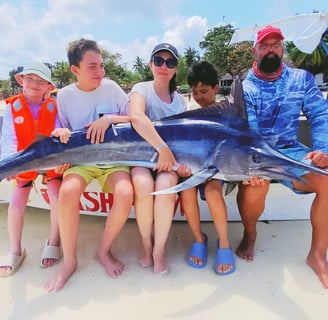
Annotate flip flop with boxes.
[0,248,26,277]
[213,241,235,276]
[40,239,61,268]
[187,233,208,268]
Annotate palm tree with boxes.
[133,56,145,73]
[286,33,328,75]
[184,46,200,67]
[132,56,152,81]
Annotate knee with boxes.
[115,181,134,199]
[297,174,328,194]
[58,184,70,198]
[205,180,222,195]
[237,186,267,212]
[133,176,154,195]
[156,172,178,189]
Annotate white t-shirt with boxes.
[129,81,186,120]
[57,78,129,130]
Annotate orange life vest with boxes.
[6,94,61,181]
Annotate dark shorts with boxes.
[199,180,224,201]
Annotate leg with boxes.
[0,183,31,276]
[205,180,234,274]
[40,178,61,267]
[293,173,328,288]
[236,180,270,261]
[45,174,86,292]
[96,171,133,278]
[153,171,178,274]
[181,187,207,267]
[131,167,155,268]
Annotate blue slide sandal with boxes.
[213,243,236,276]
[187,233,208,268]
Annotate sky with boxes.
[0,0,327,79]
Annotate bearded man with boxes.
[236,25,328,289]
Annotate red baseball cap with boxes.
[256,25,284,44]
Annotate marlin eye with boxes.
[252,154,261,164]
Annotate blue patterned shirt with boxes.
[243,64,328,154]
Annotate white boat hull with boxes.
[0,177,313,221]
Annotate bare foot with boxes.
[235,233,256,261]
[0,249,26,277]
[216,263,234,274]
[138,248,153,268]
[153,250,169,274]
[96,250,124,278]
[0,266,12,276]
[45,262,77,292]
[41,258,59,268]
[216,252,234,274]
[306,252,328,289]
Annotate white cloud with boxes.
[112,15,208,70]
[162,15,208,53]
[0,0,208,78]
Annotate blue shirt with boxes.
[243,64,328,154]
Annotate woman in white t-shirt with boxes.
[129,43,187,274]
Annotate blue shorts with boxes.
[277,144,311,194]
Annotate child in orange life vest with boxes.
[0,61,70,277]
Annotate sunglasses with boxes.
[152,56,178,69]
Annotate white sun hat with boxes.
[15,60,56,88]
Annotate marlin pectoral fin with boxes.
[151,167,218,195]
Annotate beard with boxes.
[258,53,281,73]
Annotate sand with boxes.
[0,203,327,320]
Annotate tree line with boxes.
[0,23,327,99]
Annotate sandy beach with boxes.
[0,202,327,320]
[1,93,328,319]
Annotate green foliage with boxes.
[9,66,23,94]
[133,56,153,82]
[176,56,189,85]
[199,24,235,77]
[0,79,12,99]
[227,42,253,77]
[2,24,328,94]
[52,61,74,88]
[184,46,200,67]
[286,36,328,76]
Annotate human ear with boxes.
[70,65,79,76]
